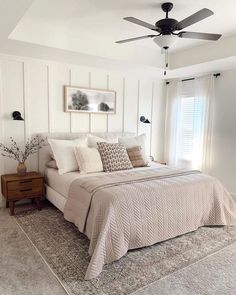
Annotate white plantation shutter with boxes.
[176,96,205,169]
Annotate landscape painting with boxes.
[64,86,116,114]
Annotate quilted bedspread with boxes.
[64,165,236,280]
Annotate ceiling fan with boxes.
[116,2,222,49]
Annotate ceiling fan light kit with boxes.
[116,2,222,75]
[153,35,178,49]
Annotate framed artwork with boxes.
[64,86,116,114]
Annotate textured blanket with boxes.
[64,166,236,280]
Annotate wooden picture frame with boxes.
[64,85,116,114]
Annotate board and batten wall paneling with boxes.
[151,80,166,161]
[90,69,108,132]
[107,73,124,132]
[27,62,50,171]
[70,66,90,133]
[123,77,139,134]
[51,64,70,133]
[138,79,153,156]
[1,60,25,174]
[0,54,166,206]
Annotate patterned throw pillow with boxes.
[97,142,133,172]
[127,146,148,168]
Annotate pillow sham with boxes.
[118,134,148,163]
[74,146,103,174]
[97,142,133,172]
[88,135,118,148]
[88,135,108,148]
[127,146,148,168]
[48,138,87,175]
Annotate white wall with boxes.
[211,69,236,196]
[0,54,166,206]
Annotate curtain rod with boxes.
[166,73,221,85]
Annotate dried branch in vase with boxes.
[0,136,46,164]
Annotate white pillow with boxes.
[74,146,103,174]
[88,135,108,148]
[48,138,87,175]
[118,134,149,163]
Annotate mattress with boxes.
[45,161,162,198]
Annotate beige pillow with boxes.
[127,146,148,168]
[97,142,133,172]
[74,146,103,174]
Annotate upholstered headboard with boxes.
[38,132,136,175]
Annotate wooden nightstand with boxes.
[1,172,44,216]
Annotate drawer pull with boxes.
[20,180,32,184]
[20,189,32,192]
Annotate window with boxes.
[166,77,214,172]
[175,94,205,169]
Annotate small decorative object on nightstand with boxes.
[0,136,46,176]
[1,172,44,216]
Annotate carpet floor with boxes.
[15,204,236,295]
[133,242,236,295]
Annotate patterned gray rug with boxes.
[15,204,236,295]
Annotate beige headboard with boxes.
[38,132,136,175]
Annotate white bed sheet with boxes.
[45,162,162,199]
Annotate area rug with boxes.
[15,204,236,295]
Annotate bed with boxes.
[39,132,236,280]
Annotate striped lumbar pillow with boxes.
[127,146,148,168]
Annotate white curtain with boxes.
[165,75,215,172]
[164,80,182,166]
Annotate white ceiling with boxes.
[9,0,236,67]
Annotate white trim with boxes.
[150,80,154,156]
[136,80,140,135]
[47,65,54,133]
[69,69,72,133]
[23,61,29,143]
[122,77,125,133]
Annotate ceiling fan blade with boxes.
[178,31,222,41]
[124,17,159,31]
[175,8,214,30]
[116,35,157,44]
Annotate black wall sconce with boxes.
[140,116,151,124]
[12,111,24,121]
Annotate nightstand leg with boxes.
[6,201,9,208]
[9,201,15,216]
[35,197,41,211]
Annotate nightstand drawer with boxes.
[7,178,43,192]
[7,187,43,200]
